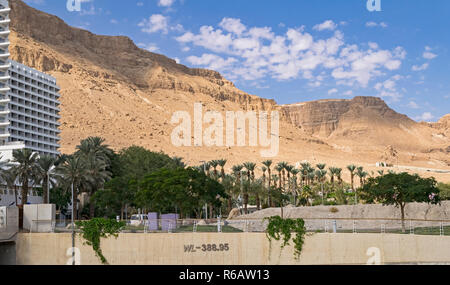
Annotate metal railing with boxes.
[49,217,450,236]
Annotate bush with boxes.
[76,218,125,265]
[438,183,450,200]
[329,207,339,213]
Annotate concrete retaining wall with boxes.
[0,242,16,265]
[16,233,450,265]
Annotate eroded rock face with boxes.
[280,97,413,137]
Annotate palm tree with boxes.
[315,169,327,205]
[218,159,227,179]
[85,155,112,217]
[75,137,112,163]
[347,165,357,192]
[243,162,256,181]
[290,168,300,205]
[335,168,343,185]
[209,160,220,178]
[356,167,366,187]
[203,162,211,177]
[272,165,283,189]
[172,157,186,168]
[243,162,257,210]
[285,165,294,185]
[56,156,91,220]
[75,137,113,218]
[261,166,267,186]
[277,162,288,187]
[316,163,326,170]
[232,165,244,210]
[262,160,273,207]
[1,168,18,206]
[300,162,311,185]
[328,167,336,189]
[232,165,243,179]
[221,174,237,213]
[355,167,368,204]
[11,149,39,206]
[248,178,265,211]
[35,155,57,204]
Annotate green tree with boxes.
[347,165,357,191]
[136,168,227,219]
[75,137,114,218]
[438,183,450,200]
[262,160,273,206]
[172,157,186,168]
[218,159,227,179]
[35,155,57,204]
[1,168,18,206]
[361,172,440,232]
[11,149,39,206]
[56,156,92,220]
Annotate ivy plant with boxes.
[265,216,306,259]
[76,218,125,265]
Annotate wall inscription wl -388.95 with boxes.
[184,244,230,253]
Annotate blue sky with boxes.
[23,0,450,122]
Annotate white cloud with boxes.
[176,18,405,86]
[328,88,338,95]
[412,63,429,71]
[158,0,175,7]
[365,22,388,28]
[415,112,434,122]
[138,43,160,52]
[344,90,353,96]
[219,18,247,35]
[423,51,437,60]
[138,14,183,34]
[138,14,169,34]
[374,75,404,101]
[368,42,379,50]
[186,54,237,71]
[407,101,420,109]
[313,20,337,31]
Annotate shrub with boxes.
[329,207,339,213]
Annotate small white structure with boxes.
[23,204,56,233]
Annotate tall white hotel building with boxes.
[0,0,61,161]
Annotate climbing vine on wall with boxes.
[265,216,306,259]
[76,218,125,265]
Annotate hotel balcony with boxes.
[0,132,10,139]
[0,108,10,116]
[0,52,9,58]
[0,74,9,81]
[0,62,9,70]
[0,8,10,15]
[0,40,9,48]
[0,30,9,37]
[0,98,9,104]
[0,18,10,25]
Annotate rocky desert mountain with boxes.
[8,0,450,182]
